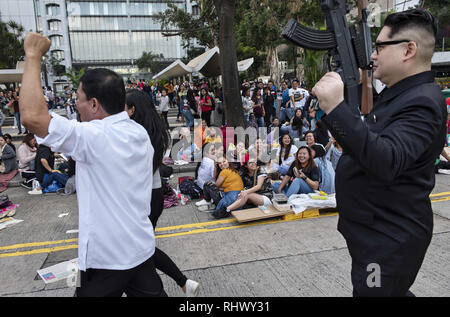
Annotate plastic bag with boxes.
[288,192,336,214]
[43,181,62,194]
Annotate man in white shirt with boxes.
[20,33,166,297]
[289,79,305,110]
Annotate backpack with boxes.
[179,179,202,199]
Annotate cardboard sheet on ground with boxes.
[37,258,78,284]
[232,205,290,223]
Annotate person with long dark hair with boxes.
[271,133,298,176]
[199,88,212,126]
[251,88,265,127]
[272,146,320,197]
[125,89,199,297]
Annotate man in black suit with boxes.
[312,9,446,296]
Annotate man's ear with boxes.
[404,41,418,61]
[91,98,100,113]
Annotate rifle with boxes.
[282,0,373,115]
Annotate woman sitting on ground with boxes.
[280,108,309,140]
[310,143,335,194]
[196,143,217,192]
[270,133,298,176]
[224,159,273,213]
[0,135,17,174]
[3,134,16,153]
[273,146,320,198]
[197,156,244,219]
[17,133,37,187]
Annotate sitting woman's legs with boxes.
[285,177,314,197]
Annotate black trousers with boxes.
[150,187,188,288]
[202,182,223,206]
[76,255,167,297]
[201,110,211,126]
[340,218,423,297]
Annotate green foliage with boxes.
[64,67,85,89]
[136,51,168,74]
[302,50,326,90]
[0,19,25,69]
[155,0,218,48]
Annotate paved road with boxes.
[1,109,449,297]
[0,168,449,297]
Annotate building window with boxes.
[192,5,200,16]
[48,20,61,31]
[50,35,64,48]
[47,4,60,16]
[51,50,65,61]
[34,0,41,17]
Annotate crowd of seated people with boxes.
[186,119,341,218]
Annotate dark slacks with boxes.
[150,187,187,288]
[76,255,167,297]
[339,218,424,297]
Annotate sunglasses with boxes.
[374,39,411,54]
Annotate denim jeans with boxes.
[183,109,194,127]
[216,190,241,212]
[14,112,22,133]
[279,165,290,176]
[280,107,294,124]
[256,117,264,128]
[272,178,314,198]
[42,172,69,189]
[244,114,250,128]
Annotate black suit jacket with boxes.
[323,71,447,276]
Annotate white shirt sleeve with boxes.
[35,113,95,163]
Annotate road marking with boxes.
[429,191,450,197]
[1,190,450,258]
[0,244,78,258]
[0,238,78,251]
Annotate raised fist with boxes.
[24,32,51,58]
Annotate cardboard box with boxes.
[273,201,292,212]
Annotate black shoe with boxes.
[20,181,32,189]
[212,206,230,219]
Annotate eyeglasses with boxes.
[374,40,411,54]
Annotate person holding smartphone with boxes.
[272,146,319,197]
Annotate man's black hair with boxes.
[80,68,125,115]
[384,8,438,39]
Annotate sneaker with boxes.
[20,181,32,189]
[28,189,42,195]
[195,199,210,207]
[197,204,215,212]
[212,206,230,219]
[184,279,199,297]
[7,209,16,217]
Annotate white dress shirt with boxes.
[36,111,155,271]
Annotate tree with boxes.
[155,0,218,48]
[0,19,25,69]
[136,51,170,75]
[213,0,244,127]
[64,67,85,89]
[234,0,325,86]
[420,0,450,51]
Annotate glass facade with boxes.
[48,20,61,31]
[50,34,64,48]
[66,1,186,65]
[46,4,60,16]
